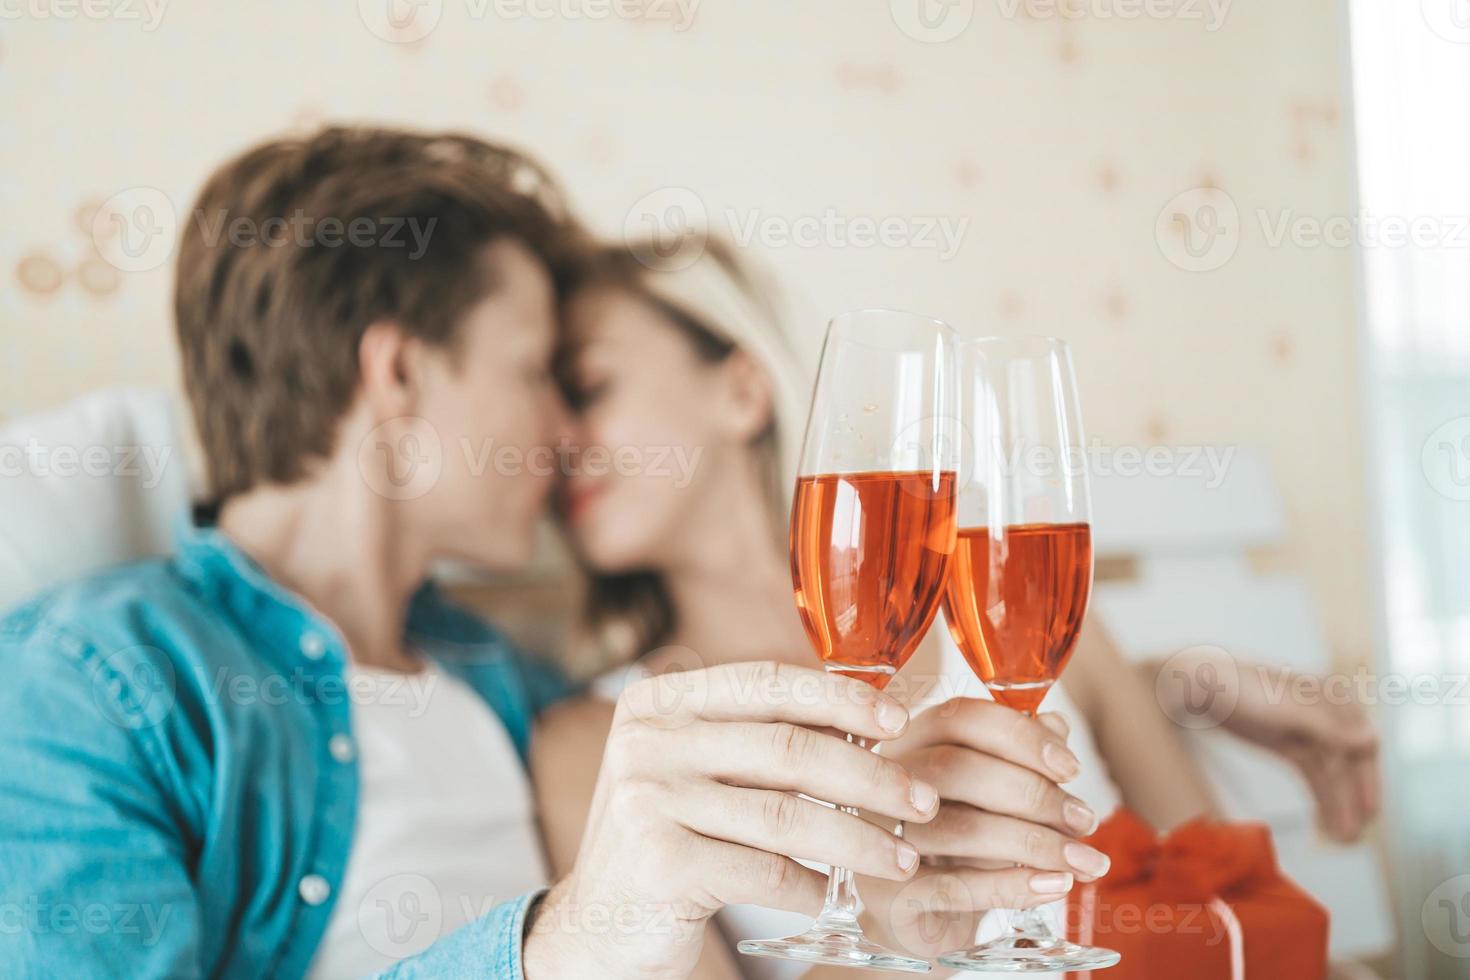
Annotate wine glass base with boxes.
[937,935,1120,972]
[738,928,932,974]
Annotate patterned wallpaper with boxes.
[0,0,1369,664]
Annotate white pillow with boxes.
[0,388,193,611]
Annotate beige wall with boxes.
[0,0,1369,666]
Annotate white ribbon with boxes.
[1208,897,1245,980]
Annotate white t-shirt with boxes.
[307,661,549,979]
[593,631,1123,980]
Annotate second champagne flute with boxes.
[937,336,1120,973]
[736,308,959,974]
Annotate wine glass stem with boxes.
[814,854,862,932]
[809,734,869,934]
[1006,904,1053,936]
[1007,708,1060,940]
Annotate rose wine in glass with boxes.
[937,336,1120,973]
[943,522,1092,715]
[791,470,958,687]
[738,308,959,974]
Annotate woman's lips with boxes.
[561,482,607,523]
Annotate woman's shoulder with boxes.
[535,693,617,751]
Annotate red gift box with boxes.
[1066,809,1329,980]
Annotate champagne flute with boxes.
[737,308,959,974]
[937,336,1121,972]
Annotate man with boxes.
[0,127,1089,978]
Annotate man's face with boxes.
[409,238,568,569]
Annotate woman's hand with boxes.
[852,699,1110,960]
[1147,649,1380,841]
[1218,662,1380,842]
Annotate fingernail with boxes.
[1040,712,1071,738]
[1030,871,1073,894]
[1063,798,1098,836]
[910,779,938,814]
[875,699,908,734]
[1064,842,1111,878]
[1043,741,1081,781]
[896,839,920,872]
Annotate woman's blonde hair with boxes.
[564,237,811,665]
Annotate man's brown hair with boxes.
[174,125,583,502]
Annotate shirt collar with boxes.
[172,511,351,669]
[170,511,509,670]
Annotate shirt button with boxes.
[298,874,331,906]
[328,734,356,764]
[299,632,327,660]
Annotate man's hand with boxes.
[852,700,1110,959]
[523,662,940,980]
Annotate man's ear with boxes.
[358,320,423,421]
[715,349,775,442]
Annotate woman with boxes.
[532,237,1378,978]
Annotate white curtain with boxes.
[1347,1,1470,976]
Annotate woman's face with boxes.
[557,286,765,572]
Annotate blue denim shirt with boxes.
[0,518,567,978]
